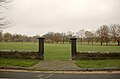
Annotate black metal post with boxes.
[38,38,44,60]
[70,38,77,60]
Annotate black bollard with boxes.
[70,38,77,60]
[38,38,45,60]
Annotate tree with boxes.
[67,31,74,44]
[85,31,93,45]
[0,0,13,42]
[0,30,2,41]
[61,32,65,44]
[94,31,99,43]
[67,31,74,38]
[32,35,40,42]
[76,29,85,44]
[42,32,54,43]
[91,30,96,45]
[3,32,12,42]
[12,34,22,42]
[0,0,12,28]
[97,25,110,45]
[53,33,62,44]
[110,24,120,45]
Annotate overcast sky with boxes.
[3,0,120,36]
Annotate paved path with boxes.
[0,71,120,79]
[32,60,80,70]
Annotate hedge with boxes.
[76,52,120,60]
[0,50,39,59]
[1,50,120,60]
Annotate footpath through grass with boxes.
[76,59,120,68]
[0,58,39,67]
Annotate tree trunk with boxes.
[109,41,110,45]
[118,40,120,45]
[81,38,82,45]
[92,38,93,45]
[0,31,2,42]
[101,38,103,45]
[106,42,108,45]
[88,41,89,45]
[101,41,102,45]
[63,38,64,44]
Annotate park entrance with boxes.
[38,38,77,60]
[44,43,71,60]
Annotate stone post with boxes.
[38,38,44,60]
[70,38,77,60]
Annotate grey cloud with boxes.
[3,0,120,36]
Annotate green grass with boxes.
[0,58,39,67]
[0,42,120,68]
[0,42,71,60]
[77,44,120,52]
[45,44,71,60]
[76,59,120,68]
[0,42,38,51]
[0,42,120,60]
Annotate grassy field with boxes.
[0,42,120,68]
[0,58,39,67]
[0,42,38,51]
[77,45,120,52]
[44,44,71,60]
[76,59,120,68]
[0,42,120,60]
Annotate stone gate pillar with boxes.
[70,38,77,60]
[38,38,44,60]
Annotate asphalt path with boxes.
[0,71,120,79]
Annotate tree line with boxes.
[0,24,120,45]
[0,32,40,42]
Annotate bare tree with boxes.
[61,32,65,44]
[110,24,120,45]
[85,31,93,45]
[91,30,96,45]
[76,29,85,44]
[67,31,74,38]
[67,31,74,44]
[0,0,13,42]
[97,25,110,45]
[0,0,12,28]
[53,33,62,44]
[42,32,54,43]
[0,30,2,41]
